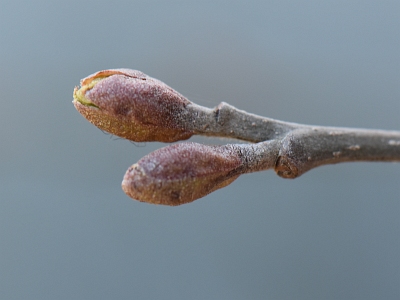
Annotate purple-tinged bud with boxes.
[121,142,242,205]
[73,69,194,142]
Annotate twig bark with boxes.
[182,102,300,142]
[273,127,400,178]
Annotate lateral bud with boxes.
[121,142,242,205]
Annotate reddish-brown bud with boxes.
[73,69,194,142]
[121,142,242,205]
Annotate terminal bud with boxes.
[73,69,194,142]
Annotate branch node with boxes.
[275,156,299,179]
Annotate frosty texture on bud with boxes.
[122,142,242,205]
[73,69,194,142]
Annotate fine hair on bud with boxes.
[73,69,194,142]
[122,142,242,205]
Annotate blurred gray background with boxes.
[1,1,399,299]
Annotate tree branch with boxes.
[73,69,400,205]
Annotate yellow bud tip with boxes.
[73,69,123,107]
[73,86,98,108]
